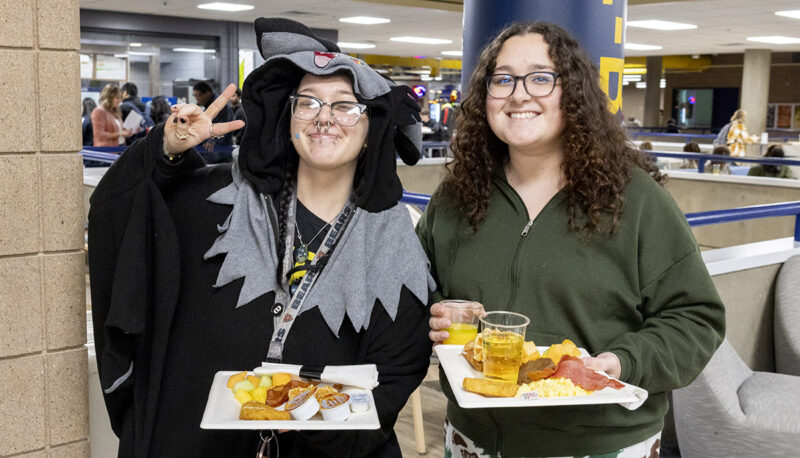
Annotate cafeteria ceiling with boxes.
[79,0,800,57]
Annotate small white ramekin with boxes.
[319,393,351,421]
[285,387,320,421]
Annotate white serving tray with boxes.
[435,345,648,411]
[200,371,381,430]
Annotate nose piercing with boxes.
[315,120,331,133]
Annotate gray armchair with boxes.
[673,339,800,457]
[775,254,800,376]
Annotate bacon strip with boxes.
[551,356,625,391]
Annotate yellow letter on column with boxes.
[599,56,624,115]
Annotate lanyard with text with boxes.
[266,190,355,362]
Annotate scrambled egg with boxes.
[516,377,592,398]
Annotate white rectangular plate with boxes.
[200,371,381,430]
[435,345,648,410]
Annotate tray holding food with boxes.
[435,335,648,410]
[200,365,381,430]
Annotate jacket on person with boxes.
[89,125,433,457]
[416,166,725,457]
[748,164,795,179]
[90,105,122,147]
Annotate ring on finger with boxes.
[175,132,189,141]
[209,124,224,140]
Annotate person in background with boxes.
[230,87,246,145]
[421,109,444,141]
[91,84,131,147]
[665,118,680,133]
[193,81,234,150]
[120,82,147,119]
[680,141,701,169]
[707,145,732,175]
[638,140,653,151]
[748,144,795,179]
[89,17,432,457]
[120,82,153,143]
[82,97,97,146]
[149,95,172,124]
[418,21,725,458]
[726,109,758,157]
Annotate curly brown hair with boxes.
[443,22,663,234]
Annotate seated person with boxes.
[748,145,795,179]
[707,145,732,174]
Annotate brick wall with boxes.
[0,0,89,456]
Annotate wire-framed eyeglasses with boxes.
[485,71,561,98]
[288,94,367,126]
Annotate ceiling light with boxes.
[747,36,800,44]
[775,10,800,20]
[636,82,647,89]
[441,50,462,56]
[625,43,663,51]
[390,36,453,45]
[339,16,390,25]
[129,42,142,47]
[113,54,128,58]
[173,48,217,53]
[627,20,697,31]
[660,78,666,88]
[337,42,376,49]
[127,51,157,56]
[197,2,254,12]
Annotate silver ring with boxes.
[209,124,224,140]
[175,132,189,141]
[315,120,331,133]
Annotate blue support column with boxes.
[462,0,627,116]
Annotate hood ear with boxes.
[254,17,339,60]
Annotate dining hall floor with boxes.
[396,362,448,457]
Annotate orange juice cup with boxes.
[480,311,530,383]
[442,300,482,345]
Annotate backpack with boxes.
[713,122,731,146]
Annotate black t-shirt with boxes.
[288,199,329,289]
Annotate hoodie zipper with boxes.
[505,219,533,311]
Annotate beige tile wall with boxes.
[0,0,88,455]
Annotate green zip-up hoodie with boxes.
[416,166,725,457]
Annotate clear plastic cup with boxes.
[441,300,482,345]
[479,311,530,383]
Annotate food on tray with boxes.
[266,380,312,407]
[517,358,556,384]
[457,331,626,399]
[227,371,248,388]
[516,377,592,398]
[239,401,292,420]
[319,393,351,421]
[272,372,292,387]
[258,374,273,388]
[541,339,582,365]
[551,356,624,391]
[463,377,518,398]
[285,386,320,420]
[522,341,541,363]
[461,339,483,371]
[314,385,339,400]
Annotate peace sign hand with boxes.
[163,83,246,156]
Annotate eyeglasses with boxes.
[288,94,367,126]
[485,71,560,98]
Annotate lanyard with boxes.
[266,189,355,362]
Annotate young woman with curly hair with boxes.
[417,22,725,458]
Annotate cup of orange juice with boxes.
[480,311,530,383]
[442,300,482,345]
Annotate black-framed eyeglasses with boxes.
[485,71,560,98]
[288,94,367,126]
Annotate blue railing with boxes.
[628,132,717,143]
[400,191,800,243]
[642,150,800,173]
[81,145,236,166]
